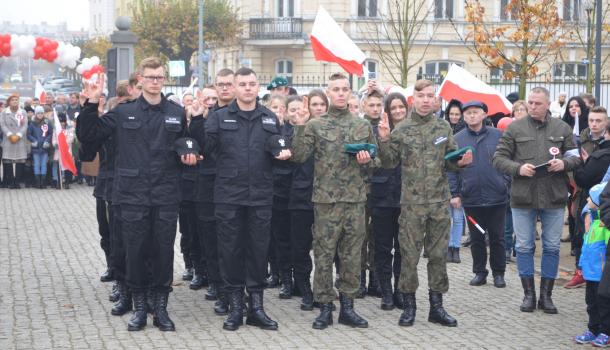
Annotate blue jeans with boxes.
[52,161,64,181]
[512,208,564,279]
[449,205,464,248]
[32,152,48,175]
[504,205,514,254]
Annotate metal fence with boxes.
[163,73,610,108]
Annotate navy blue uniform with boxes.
[77,94,188,293]
[203,100,280,294]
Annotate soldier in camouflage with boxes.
[290,72,377,330]
[377,79,472,328]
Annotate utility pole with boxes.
[594,0,602,103]
[198,0,204,89]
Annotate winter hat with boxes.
[34,106,45,114]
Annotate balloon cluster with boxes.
[0,33,97,75]
[76,57,104,79]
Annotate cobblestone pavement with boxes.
[0,186,588,349]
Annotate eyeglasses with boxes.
[142,75,165,82]
[216,83,233,89]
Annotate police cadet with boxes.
[189,68,236,315]
[377,79,472,328]
[290,72,376,330]
[77,57,199,332]
[202,67,291,331]
[370,92,407,311]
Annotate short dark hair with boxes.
[591,106,607,116]
[329,72,348,81]
[234,67,256,78]
[307,89,329,111]
[128,73,139,87]
[216,68,234,78]
[286,95,304,107]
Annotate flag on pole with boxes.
[53,108,77,175]
[310,6,366,76]
[438,65,513,116]
[35,79,47,105]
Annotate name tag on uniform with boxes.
[128,116,136,120]
[165,116,181,124]
[262,117,275,125]
[223,119,237,123]
[433,136,448,145]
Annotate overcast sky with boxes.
[0,0,89,31]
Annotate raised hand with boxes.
[293,96,310,125]
[82,73,105,103]
[378,112,391,141]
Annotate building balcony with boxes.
[247,17,305,47]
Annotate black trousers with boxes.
[110,204,127,282]
[216,204,271,294]
[290,210,313,283]
[196,202,219,284]
[272,200,292,275]
[464,204,507,276]
[121,204,178,293]
[2,162,23,187]
[586,281,610,335]
[372,207,401,282]
[96,198,111,261]
[179,201,202,271]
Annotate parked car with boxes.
[10,73,23,83]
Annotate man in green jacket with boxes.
[377,79,472,328]
[493,86,581,314]
[290,72,376,330]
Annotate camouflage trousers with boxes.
[398,201,450,294]
[313,202,366,303]
[360,207,375,270]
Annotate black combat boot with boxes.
[398,293,416,326]
[278,272,293,299]
[205,283,219,301]
[338,293,368,328]
[127,292,147,331]
[379,278,395,310]
[312,302,334,330]
[393,279,407,310]
[367,270,382,297]
[538,278,558,314]
[452,247,461,263]
[469,272,488,286]
[520,277,536,312]
[246,292,278,330]
[297,279,314,311]
[428,291,457,327]
[109,281,120,302]
[190,273,205,290]
[100,253,113,282]
[355,270,367,298]
[111,282,132,316]
[223,291,244,331]
[153,291,175,331]
[493,274,506,288]
[214,289,229,316]
[182,257,193,281]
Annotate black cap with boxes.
[461,100,488,113]
[173,137,200,156]
[266,135,289,157]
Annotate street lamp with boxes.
[595,0,602,103]
[583,0,594,93]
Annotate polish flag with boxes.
[310,6,366,76]
[35,79,47,104]
[438,65,513,116]
[53,108,77,175]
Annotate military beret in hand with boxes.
[173,137,200,156]
[344,143,377,158]
[266,134,289,157]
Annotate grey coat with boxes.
[0,108,28,160]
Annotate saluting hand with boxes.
[378,112,391,142]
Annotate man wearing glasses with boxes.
[77,57,200,332]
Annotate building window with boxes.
[435,0,454,19]
[500,0,517,21]
[275,59,293,84]
[563,0,581,21]
[490,63,521,82]
[357,0,378,18]
[276,0,294,18]
[553,62,587,81]
[425,60,462,76]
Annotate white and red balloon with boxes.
[0,33,102,76]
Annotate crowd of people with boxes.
[3,57,610,346]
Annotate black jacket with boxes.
[574,140,610,191]
[203,100,281,206]
[288,155,314,211]
[76,94,188,206]
[273,122,294,201]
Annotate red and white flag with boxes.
[53,109,76,175]
[35,79,47,105]
[438,64,513,116]
[310,6,366,76]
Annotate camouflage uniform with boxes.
[361,115,380,271]
[291,106,377,303]
[378,112,460,294]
